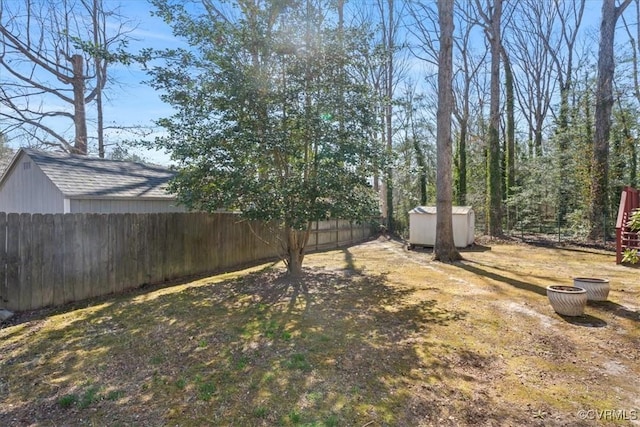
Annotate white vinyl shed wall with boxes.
[408,206,475,248]
[0,152,66,213]
[0,150,186,214]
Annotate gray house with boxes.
[0,148,186,214]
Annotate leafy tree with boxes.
[146,0,381,275]
[108,144,147,163]
[0,131,13,163]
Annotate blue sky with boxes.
[100,0,605,166]
[1,0,183,165]
[97,0,185,164]
[1,0,607,165]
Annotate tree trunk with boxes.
[456,121,467,206]
[92,0,105,158]
[410,101,428,205]
[413,138,428,206]
[71,54,88,155]
[557,93,570,226]
[385,0,395,233]
[554,0,584,227]
[434,0,461,262]
[285,226,309,276]
[631,136,638,188]
[487,0,503,237]
[588,0,632,240]
[502,46,515,229]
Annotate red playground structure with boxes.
[615,186,640,264]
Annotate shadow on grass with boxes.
[556,313,608,328]
[512,237,615,255]
[342,247,362,274]
[459,244,492,253]
[454,261,547,297]
[455,262,614,327]
[0,264,536,426]
[0,261,281,329]
[587,300,640,323]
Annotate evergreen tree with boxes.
[147,0,382,275]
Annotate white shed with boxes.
[0,148,186,214]
[408,206,475,249]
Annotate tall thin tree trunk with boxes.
[487,0,503,237]
[434,0,461,262]
[92,0,105,158]
[408,93,428,205]
[588,0,632,240]
[557,93,570,225]
[502,46,515,229]
[456,122,467,206]
[631,138,638,187]
[413,137,428,206]
[385,0,394,232]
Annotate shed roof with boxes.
[1,148,177,200]
[408,206,474,215]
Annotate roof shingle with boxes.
[22,149,176,199]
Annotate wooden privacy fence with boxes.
[0,212,373,312]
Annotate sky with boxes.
[0,0,185,165]
[1,0,608,166]
[92,0,185,165]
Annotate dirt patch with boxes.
[1,238,639,426]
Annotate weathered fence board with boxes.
[0,212,374,312]
[19,214,32,311]
[51,215,64,307]
[0,214,7,307]
[6,214,19,309]
[30,214,43,310]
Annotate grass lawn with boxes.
[1,237,639,426]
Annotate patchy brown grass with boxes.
[1,237,639,426]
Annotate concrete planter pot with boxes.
[546,285,587,316]
[573,277,610,301]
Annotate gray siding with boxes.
[0,152,65,213]
[70,198,187,213]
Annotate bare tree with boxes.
[453,3,486,207]
[475,0,504,237]
[0,0,133,154]
[86,0,107,157]
[434,0,461,262]
[350,0,409,232]
[377,0,409,232]
[506,0,557,158]
[620,0,640,187]
[588,0,632,241]
[384,0,395,231]
[501,44,515,228]
[549,0,586,225]
[408,1,487,209]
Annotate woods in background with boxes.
[2,0,640,243]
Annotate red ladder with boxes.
[616,186,640,264]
